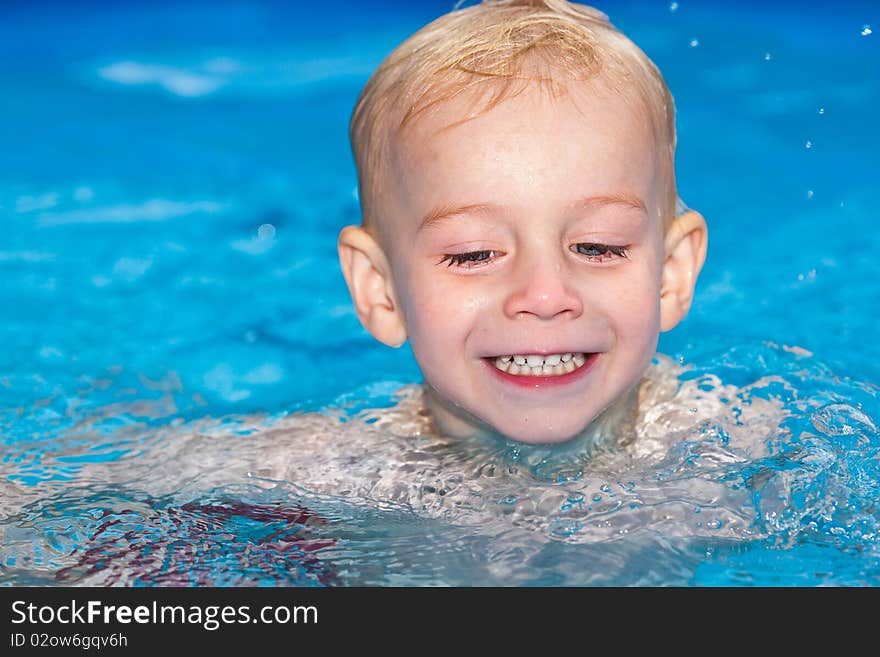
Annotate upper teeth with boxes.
[493,353,588,376]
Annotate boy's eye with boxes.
[438,250,499,268]
[437,244,628,268]
[572,243,629,261]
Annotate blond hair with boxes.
[350,0,677,230]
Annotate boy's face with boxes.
[376,79,668,444]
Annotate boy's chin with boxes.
[486,418,597,445]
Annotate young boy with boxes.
[338,0,708,446]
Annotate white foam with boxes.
[73,186,95,202]
[96,53,376,100]
[112,256,154,281]
[203,57,241,75]
[0,251,55,263]
[98,61,224,97]
[230,233,275,255]
[37,199,226,226]
[16,193,59,213]
[241,363,283,385]
[203,363,251,403]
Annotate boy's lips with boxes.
[481,352,600,389]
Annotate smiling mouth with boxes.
[489,352,593,377]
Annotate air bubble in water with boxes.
[861,25,872,36]
[257,223,276,240]
[818,107,825,115]
[805,140,813,149]
[764,52,772,61]
[689,38,699,47]
[669,1,679,11]
[806,190,814,200]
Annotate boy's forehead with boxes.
[392,74,652,163]
[388,76,659,205]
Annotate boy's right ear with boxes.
[337,225,407,348]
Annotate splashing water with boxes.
[3,346,879,586]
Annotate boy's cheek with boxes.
[616,290,662,338]
[405,288,481,346]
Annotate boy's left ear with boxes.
[659,209,708,332]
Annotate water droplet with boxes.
[689,38,699,47]
[600,483,612,493]
[706,519,723,530]
[806,190,814,200]
[500,494,517,505]
[592,493,603,502]
[818,107,825,115]
[764,52,772,61]
[257,223,276,240]
[669,1,679,11]
[805,140,812,149]
[861,25,872,36]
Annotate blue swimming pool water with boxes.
[2,0,878,586]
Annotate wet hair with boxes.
[350,0,678,232]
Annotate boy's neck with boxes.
[423,381,642,453]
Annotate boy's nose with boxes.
[502,254,583,321]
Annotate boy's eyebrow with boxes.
[419,202,500,231]
[568,192,647,215]
[418,193,646,231]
